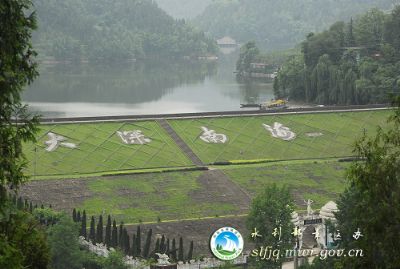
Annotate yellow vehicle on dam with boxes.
[261,99,288,110]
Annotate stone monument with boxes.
[150,253,177,269]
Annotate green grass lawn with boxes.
[79,171,237,223]
[223,160,350,209]
[23,121,192,176]
[169,110,390,164]
[74,160,348,223]
[24,110,391,177]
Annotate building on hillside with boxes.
[217,36,238,55]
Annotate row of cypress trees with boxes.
[10,194,51,213]
[9,194,58,225]
[73,208,194,262]
[9,197,195,262]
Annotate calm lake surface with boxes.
[23,54,275,118]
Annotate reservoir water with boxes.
[23,55,275,118]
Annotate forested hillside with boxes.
[32,0,217,61]
[195,0,397,50]
[274,7,400,105]
[155,0,212,19]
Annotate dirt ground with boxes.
[19,168,251,215]
[19,178,92,210]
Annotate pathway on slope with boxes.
[192,169,252,212]
[157,119,204,166]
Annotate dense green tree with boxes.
[236,41,261,75]
[187,241,194,262]
[80,210,87,239]
[165,238,170,255]
[102,251,128,269]
[275,6,400,105]
[154,238,160,255]
[72,208,77,222]
[384,6,400,61]
[47,215,82,269]
[143,228,153,258]
[0,1,44,263]
[89,216,96,243]
[160,235,166,253]
[0,210,50,269]
[111,220,118,248]
[346,18,357,47]
[131,234,137,257]
[96,215,103,244]
[333,98,400,268]
[247,184,295,269]
[123,228,130,255]
[29,201,33,213]
[76,210,81,222]
[17,197,24,210]
[274,55,305,99]
[354,8,385,49]
[105,215,112,247]
[0,0,39,202]
[118,222,124,249]
[178,237,184,262]
[32,207,62,226]
[136,226,141,256]
[171,238,177,261]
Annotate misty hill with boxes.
[32,0,217,61]
[155,0,213,19]
[194,0,397,50]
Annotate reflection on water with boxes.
[24,55,274,117]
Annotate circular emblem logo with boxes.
[210,227,244,261]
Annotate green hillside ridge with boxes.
[195,0,396,50]
[32,0,217,61]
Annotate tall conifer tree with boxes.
[96,215,103,243]
[143,229,152,258]
[89,216,96,243]
[105,215,112,246]
[111,220,118,247]
[80,210,87,239]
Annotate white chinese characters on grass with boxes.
[353,228,363,240]
[305,132,323,138]
[45,132,77,152]
[263,122,296,141]
[199,126,228,144]
[117,130,151,145]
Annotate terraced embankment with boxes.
[19,106,392,256]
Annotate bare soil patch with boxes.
[20,179,92,211]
